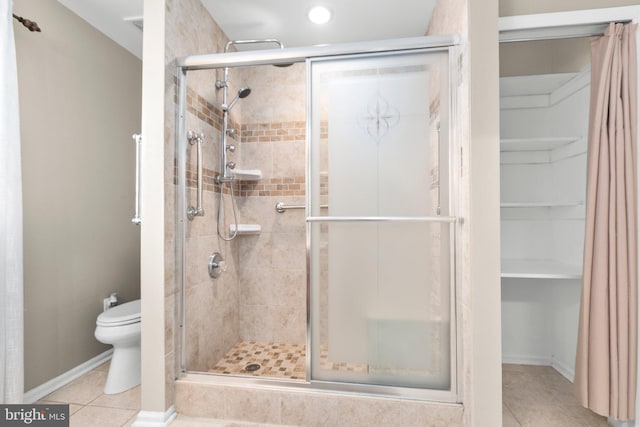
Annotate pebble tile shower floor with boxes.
[210,341,369,380]
[210,342,307,379]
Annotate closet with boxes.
[500,38,590,381]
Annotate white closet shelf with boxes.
[501,201,584,208]
[229,224,261,235]
[500,137,580,152]
[232,169,262,181]
[501,259,582,279]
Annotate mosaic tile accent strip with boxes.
[241,121,329,142]
[185,86,241,134]
[182,169,307,197]
[241,122,305,143]
[237,177,305,197]
[210,341,368,381]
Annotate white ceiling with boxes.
[57,0,437,59]
[201,0,437,49]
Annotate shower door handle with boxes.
[131,133,142,225]
[187,131,205,220]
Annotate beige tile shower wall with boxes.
[164,0,241,385]
[239,64,307,124]
[182,106,241,372]
[427,0,478,424]
[236,63,308,344]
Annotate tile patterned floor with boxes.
[209,341,369,380]
[502,364,609,427]
[36,358,611,426]
[37,361,140,427]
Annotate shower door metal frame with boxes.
[305,47,461,402]
[174,35,463,404]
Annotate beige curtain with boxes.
[575,22,638,421]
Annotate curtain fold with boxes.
[0,0,24,404]
[575,22,638,421]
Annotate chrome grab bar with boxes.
[275,202,328,213]
[187,131,205,220]
[306,216,457,223]
[131,133,142,225]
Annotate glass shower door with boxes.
[308,49,456,391]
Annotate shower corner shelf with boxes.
[232,169,262,181]
[230,224,261,236]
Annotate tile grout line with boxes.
[503,400,522,427]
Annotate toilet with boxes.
[94,299,141,394]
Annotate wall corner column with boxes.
[139,0,167,414]
[467,0,502,425]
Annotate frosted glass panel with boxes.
[308,50,452,390]
[310,221,452,389]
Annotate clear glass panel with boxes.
[308,50,452,390]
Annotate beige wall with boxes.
[498,0,636,76]
[14,0,142,390]
[500,38,591,77]
[500,0,640,16]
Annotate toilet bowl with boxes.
[94,299,141,394]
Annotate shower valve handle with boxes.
[208,253,225,279]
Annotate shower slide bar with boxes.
[187,131,205,220]
[275,202,327,213]
[131,133,142,225]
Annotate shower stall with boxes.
[175,35,461,401]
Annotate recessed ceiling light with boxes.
[308,6,332,25]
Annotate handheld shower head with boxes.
[238,86,251,98]
[225,86,251,111]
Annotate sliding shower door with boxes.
[308,49,456,392]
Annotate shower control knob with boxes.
[208,252,225,279]
[226,144,236,152]
[226,161,236,170]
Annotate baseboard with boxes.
[132,405,177,427]
[503,355,576,383]
[24,349,113,403]
[550,357,575,383]
[502,354,551,366]
[608,418,635,427]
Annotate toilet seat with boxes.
[96,299,141,327]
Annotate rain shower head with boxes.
[225,86,251,111]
